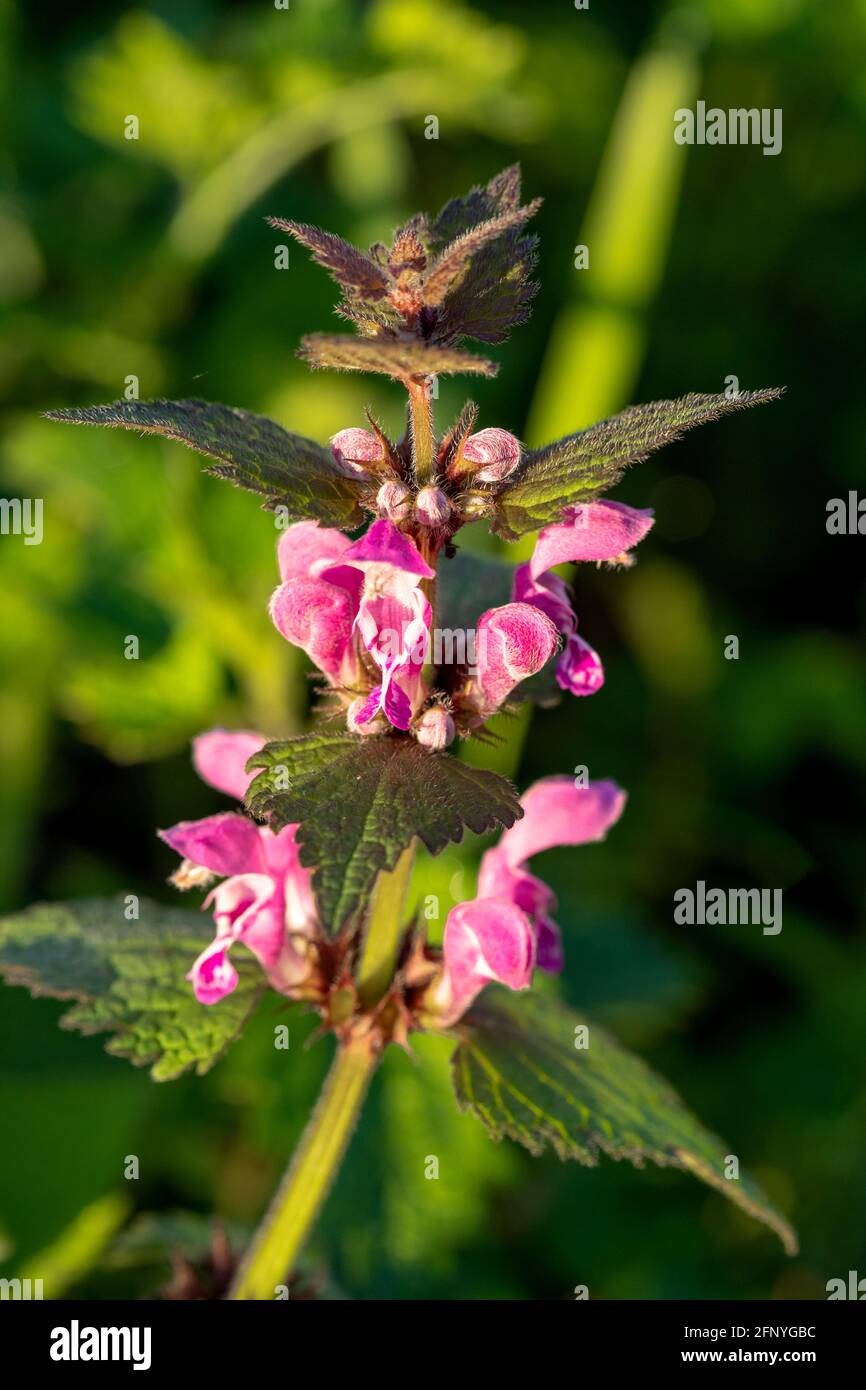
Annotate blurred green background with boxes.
[1,0,864,1299]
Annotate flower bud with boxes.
[330,427,385,477]
[415,486,451,528]
[376,480,412,522]
[414,706,455,751]
[462,428,521,484]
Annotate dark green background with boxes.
[1,0,863,1299]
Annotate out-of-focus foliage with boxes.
[1,0,863,1299]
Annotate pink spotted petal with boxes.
[192,730,266,800]
[269,577,356,684]
[276,520,351,583]
[436,897,536,1024]
[338,518,434,577]
[159,812,265,877]
[529,500,654,577]
[556,632,605,696]
[187,940,239,1005]
[465,603,558,720]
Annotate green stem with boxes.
[227,1039,376,1300]
[356,844,416,1008]
[407,377,435,487]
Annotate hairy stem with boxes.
[227,1038,377,1300]
[407,377,435,487]
[357,844,416,1008]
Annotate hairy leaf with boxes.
[245,734,522,932]
[452,989,797,1254]
[0,897,263,1080]
[493,389,785,539]
[426,164,525,256]
[298,334,497,380]
[423,202,541,309]
[268,219,390,302]
[44,399,366,528]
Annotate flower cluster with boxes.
[161,731,625,1029]
[269,424,653,746]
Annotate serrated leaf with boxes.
[452,989,797,1254]
[245,733,522,932]
[298,334,497,380]
[0,897,263,1080]
[422,202,541,309]
[44,399,366,528]
[493,389,785,539]
[426,164,524,256]
[269,219,390,302]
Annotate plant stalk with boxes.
[356,843,416,1008]
[227,1037,376,1299]
[407,376,435,487]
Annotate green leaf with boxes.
[0,897,263,1080]
[451,989,797,1254]
[298,334,497,380]
[44,399,366,529]
[246,733,522,932]
[493,389,785,539]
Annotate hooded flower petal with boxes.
[270,576,357,686]
[159,812,266,879]
[192,730,266,801]
[493,776,626,866]
[332,518,434,577]
[477,776,626,975]
[320,519,434,729]
[463,602,558,721]
[276,519,351,583]
[528,500,654,578]
[429,896,536,1025]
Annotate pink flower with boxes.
[477,776,626,972]
[423,897,536,1026]
[513,500,654,698]
[528,500,654,575]
[422,775,626,1024]
[159,730,318,1005]
[318,519,435,731]
[460,602,558,723]
[270,519,435,731]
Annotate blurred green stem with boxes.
[228,849,416,1298]
[228,1040,376,1300]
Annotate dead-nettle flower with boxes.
[418,777,626,1025]
[35,165,790,1287]
[159,731,322,1005]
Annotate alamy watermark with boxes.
[674,881,783,935]
[675,102,782,157]
[0,497,43,545]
